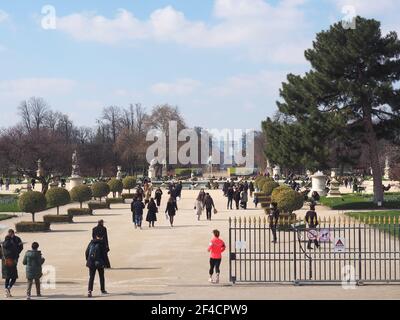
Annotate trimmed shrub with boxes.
[262,181,280,196]
[67,208,93,216]
[88,201,110,211]
[108,178,123,198]
[43,214,73,224]
[46,187,71,215]
[175,168,192,177]
[106,198,125,205]
[70,185,92,209]
[122,176,137,193]
[18,191,47,222]
[122,193,135,200]
[16,221,50,233]
[272,188,304,214]
[91,182,110,201]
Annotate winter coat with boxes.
[23,250,45,280]
[155,189,163,201]
[1,238,19,279]
[195,200,203,216]
[85,239,107,269]
[241,191,248,203]
[146,201,158,222]
[131,200,145,216]
[204,196,215,209]
[92,225,109,250]
[165,201,178,217]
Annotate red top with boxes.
[208,237,226,259]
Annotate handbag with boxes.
[5,258,16,268]
[213,208,218,214]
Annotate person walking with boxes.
[92,220,111,269]
[204,193,215,221]
[23,242,45,300]
[240,190,248,210]
[207,230,226,284]
[8,229,23,262]
[233,188,241,210]
[155,187,163,207]
[195,191,205,221]
[131,198,145,229]
[249,181,255,197]
[269,202,280,244]
[85,235,108,297]
[305,204,320,250]
[175,181,183,200]
[146,198,158,228]
[5,178,10,191]
[227,186,234,210]
[1,236,18,298]
[31,178,36,190]
[0,178,3,191]
[165,196,178,227]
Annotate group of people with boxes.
[195,189,217,221]
[223,180,253,210]
[0,229,45,299]
[130,182,180,228]
[0,178,11,191]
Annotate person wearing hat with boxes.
[92,220,111,268]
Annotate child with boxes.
[23,242,45,300]
[207,230,226,284]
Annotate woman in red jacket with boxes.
[207,230,226,284]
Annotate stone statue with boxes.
[116,166,123,180]
[71,150,81,177]
[384,156,391,180]
[36,159,44,177]
[149,158,163,179]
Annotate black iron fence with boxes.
[229,216,400,285]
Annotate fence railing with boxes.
[229,216,400,285]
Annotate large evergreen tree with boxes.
[264,17,400,203]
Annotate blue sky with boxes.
[0,0,399,130]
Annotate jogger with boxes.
[207,230,226,284]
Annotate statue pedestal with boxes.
[310,171,327,197]
[328,179,341,197]
[69,176,84,190]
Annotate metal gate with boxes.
[229,216,400,284]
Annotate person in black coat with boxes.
[305,204,320,250]
[269,202,280,244]
[146,198,158,228]
[92,220,111,268]
[155,188,163,207]
[175,182,183,199]
[85,236,108,297]
[227,187,234,210]
[233,188,241,210]
[165,197,178,227]
[7,229,23,261]
[1,235,19,297]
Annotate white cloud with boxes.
[0,10,9,23]
[151,78,201,96]
[55,0,311,64]
[0,78,76,99]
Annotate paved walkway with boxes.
[0,190,399,300]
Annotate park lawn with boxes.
[0,195,20,213]
[320,193,400,210]
[346,210,400,237]
[0,214,17,221]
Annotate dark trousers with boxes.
[206,207,212,220]
[235,200,240,209]
[5,278,16,289]
[270,223,278,242]
[227,198,233,209]
[88,268,105,292]
[209,258,221,275]
[27,278,41,296]
[156,198,161,207]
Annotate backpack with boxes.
[88,242,100,266]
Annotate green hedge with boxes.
[122,176,137,193]
[18,191,47,222]
[122,193,135,200]
[16,221,50,233]
[67,208,93,216]
[272,187,304,214]
[43,214,73,224]
[88,202,110,211]
[106,198,125,205]
[46,187,71,215]
[91,182,110,200]
[108,178,123,197]
[262,181,280,196]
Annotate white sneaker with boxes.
[26,295,31,300]
[208,277,214,283]
[215,275,220,284]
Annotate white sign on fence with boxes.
[319,229,331,242]
[235,241,247,250]
[334,237,346,253]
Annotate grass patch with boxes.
[320,193,400,210]
[0,195,20,213]
[346,210,400,237]
[0,214,17,221]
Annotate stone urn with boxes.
[310,171,327,197]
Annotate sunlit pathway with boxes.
[0,190,399,300]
